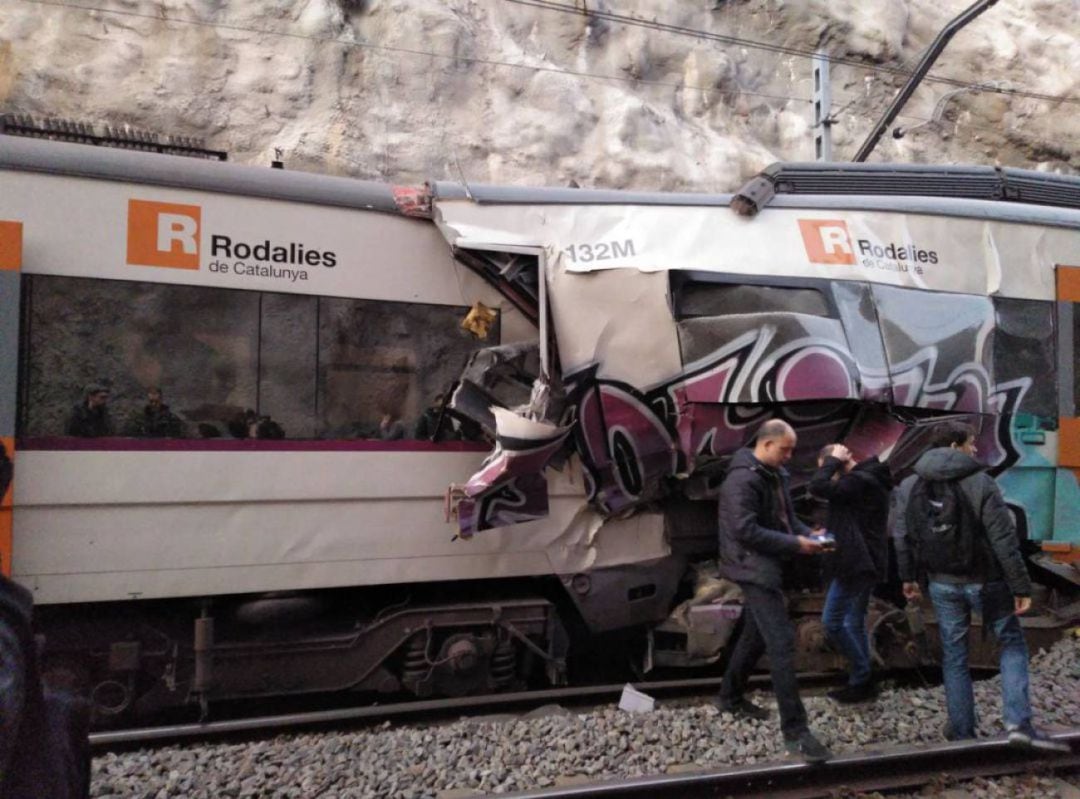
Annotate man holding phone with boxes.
[715,419,833,763]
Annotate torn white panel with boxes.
[548,266,681,385]
[434,198,1079,301]
[491,406,564,439]
[545,503,669,574]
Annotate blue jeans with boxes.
[823,577,874,687]
[928,580,1031,739]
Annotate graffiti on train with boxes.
[457,327,1032,537]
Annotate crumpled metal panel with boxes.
[870,284,996,413]
[454,408,573,538]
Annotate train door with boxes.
[1053,265,1080,546]
[442,244,569,538]
[0,220,20,575]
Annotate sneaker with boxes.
[827,682,878,704]
[784,731,834,764]
[713,696,770,721]
[1007,723,1071,754]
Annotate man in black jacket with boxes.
[896,421,1067,753]
[715,419,832,763]
[65,384,113,438]
[810,445,893,703]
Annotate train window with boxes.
[672,280,830,320]
[993,298,1056,420]
[316,297,496,440]
[19,275,496,442]
[21,275,260,439]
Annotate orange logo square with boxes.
[127,199,201,269]
[798,219,856,265]
[0,221,22,271]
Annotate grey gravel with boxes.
[90,634,1080,798]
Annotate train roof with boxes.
[0,135,402,214]
[5,134,1080,229]
[433,162,1080,208]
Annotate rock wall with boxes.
[2,1,1077,190]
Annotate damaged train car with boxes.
[431,164,1080,670]
[2,133,1079,724]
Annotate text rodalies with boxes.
[208,235,338,283]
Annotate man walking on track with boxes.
[715,419,833,763]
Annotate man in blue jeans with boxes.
[810,444,893,703]
[896,421,1068,753]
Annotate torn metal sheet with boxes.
[453,408,572,538]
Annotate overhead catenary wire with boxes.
[827,89,1080,147]
[15,0,812,105]
[503,0,1080,108]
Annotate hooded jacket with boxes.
[895,447,1031,597]
[717,447,812,589]
[809,456,894,583]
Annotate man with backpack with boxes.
[896,421,1068,752]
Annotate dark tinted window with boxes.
[20,275,495,441]
[673,280,829,319]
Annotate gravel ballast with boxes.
[91,633,1080,798]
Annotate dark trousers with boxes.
[719,582,808,740]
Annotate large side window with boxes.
[19,275,495,442]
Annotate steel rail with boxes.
[502,732,1080,799]
[90,672,843,750]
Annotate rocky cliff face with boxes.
[2,0,1078,190]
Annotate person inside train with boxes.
[227,409,285,440]
[894,420,1069,753]
[809,443,893,704]
[379,412,405,441]
[126,386,186,438]
[64,383,113,437]
[715,418,833,764]
[414,393,454,442]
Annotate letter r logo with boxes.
[127,199,201,269]
[798,219,856,265]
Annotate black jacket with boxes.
[130,404,185,438]
[718,448,811,589]
[65,403,112,437]
[895,448,1031,597]
[809,456,893,583]
[0,575,90,798]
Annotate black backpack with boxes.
[906,477,977,576]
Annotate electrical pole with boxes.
[812,50,833,162]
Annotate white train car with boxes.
[0,136,680,718]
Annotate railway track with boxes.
[90,672,842,750]
[501,732,1080,799]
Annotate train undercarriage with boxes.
[36,545,1080,729]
